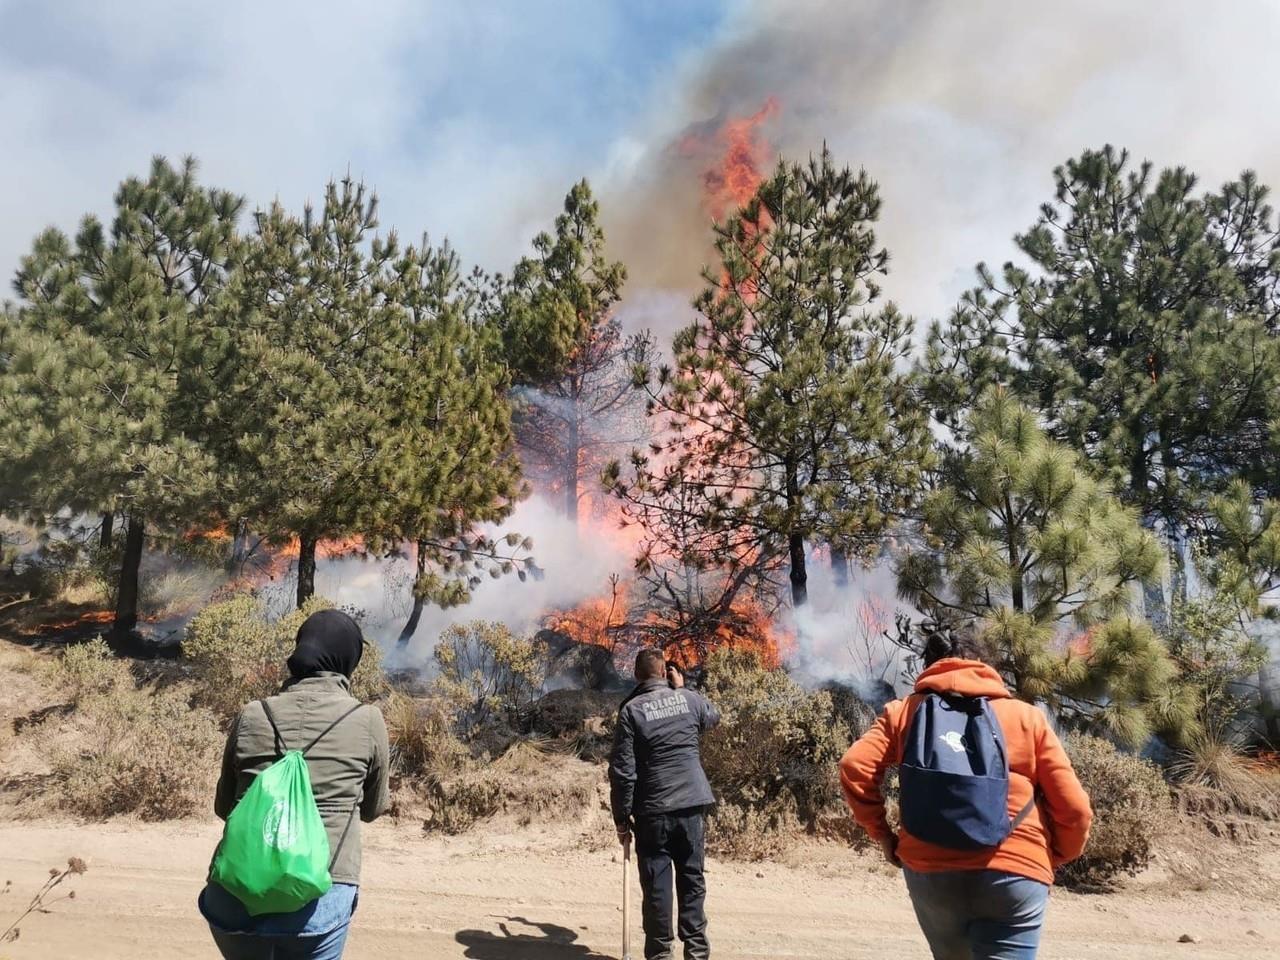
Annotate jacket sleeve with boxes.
[1033,716,1093,866]
[214,713,241,821]
[361,705,392,823]
[838,703,900,844]
[608,705,637,827]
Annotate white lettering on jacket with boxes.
[640,693,690,723]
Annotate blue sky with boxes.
[0,0,739,289]
[5,0,1280,332]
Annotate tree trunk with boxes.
[296,534,317,609]
[831,545,850,590]
[229,520,250,572]
[396,541,429,648]
[1130,422,1167,628]
[564,402,580,526]
[788,532,809,607]
[99,512,114,551]
[111,515,144,640]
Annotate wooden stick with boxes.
[622,837,633,960]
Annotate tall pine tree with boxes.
[923,146,1280,621]
[898,389,1194,746]
[499,180,649,524]
[2,156,243,639]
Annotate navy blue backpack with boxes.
[899,692,1035,850]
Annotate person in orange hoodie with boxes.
[840,633,1093,960]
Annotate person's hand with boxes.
[667,665,684,689]
[879,833,902,869]
[617,824,631,846]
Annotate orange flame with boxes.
[682,98,780,221]
[543,580,792,671]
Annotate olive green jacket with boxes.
[215,673,390,885]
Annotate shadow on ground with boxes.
[455,916,614,960]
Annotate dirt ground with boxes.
[0,816,1275,960]
[1,640,1278,959]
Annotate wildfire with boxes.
[681,97,781,221]
[37,610,114,634]
[544,579,792,672]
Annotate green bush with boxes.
[1058,734,1173,889]
[699,648,850,858]
[183,594,386,719]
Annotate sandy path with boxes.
[0,819,1275,959]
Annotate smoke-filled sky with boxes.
[5,0,1280,333]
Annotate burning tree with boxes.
[897,389,1196,747]
[1,157,243,641]
[608,146,934,615]
[499,180,655,525]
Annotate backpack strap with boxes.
[301,702,365,755]
[258,700,364,757]
[1010,792,1037,831]
[259,699,286,757]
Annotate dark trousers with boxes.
[634,807,708,960]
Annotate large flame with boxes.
[681,97,780,221]
[544,578,792,671]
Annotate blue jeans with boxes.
[200,881,358,960]
[903,868,1049,960]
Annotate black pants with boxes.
[634,807,708,960]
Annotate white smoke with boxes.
[373,494,635,667]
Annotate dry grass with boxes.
[421,738,598,835]
[1170,731,1280,821]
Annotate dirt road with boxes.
[0,818,1274,959]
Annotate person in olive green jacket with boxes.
[199,609,391,960]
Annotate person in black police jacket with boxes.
[609,648,721,960]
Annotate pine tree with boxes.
[608,147,934,610]
[1,156,243,639]
[923,146,1280,622]
[898,389,1194,746]
[377,238,533,644]
[499,181,649,524]
[210,178,530,613]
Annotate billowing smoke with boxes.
[377,495,635,667]
[601,0,1280,330]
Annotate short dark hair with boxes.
[635,648,666,681]
[922,629,975,667]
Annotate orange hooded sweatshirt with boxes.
[839,658,1093,886]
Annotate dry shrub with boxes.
[422,739,596,835]
[47,640,220,819]
[60,638,133,704]
[700,648,851,858]
[140,567,223,621]
[1058,734,1173,890]
[384,691,468,780]
[433,620,543,738]
[184,594,387,719]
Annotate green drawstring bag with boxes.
[210,700,362,916]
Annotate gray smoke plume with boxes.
[601,0,1280,330]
